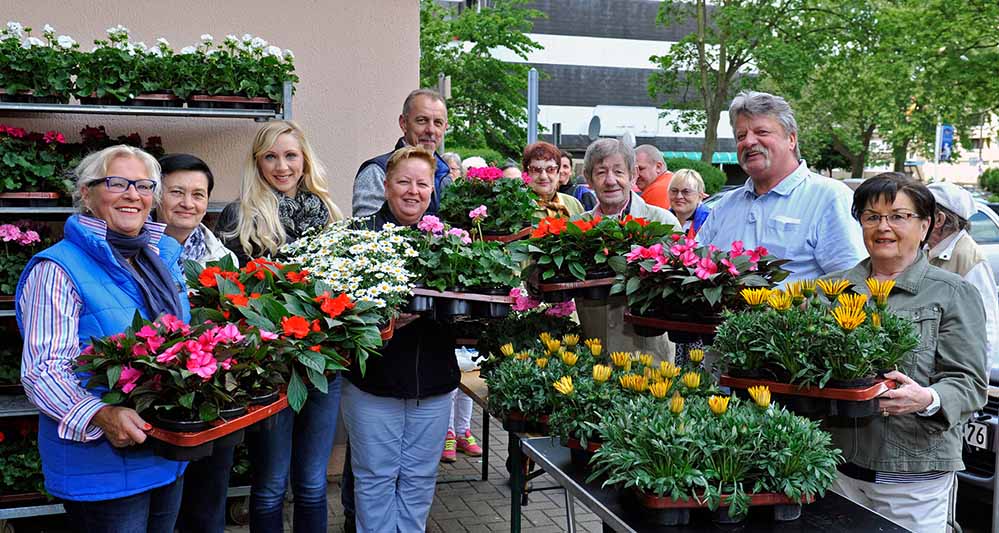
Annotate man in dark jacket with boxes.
[352,89,453,217]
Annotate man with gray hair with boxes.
[352,89,453,217]
[695,90,865,280]
[634,144,672,209]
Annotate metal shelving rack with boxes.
[0,85,290,525]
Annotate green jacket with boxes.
[826,252,988,472]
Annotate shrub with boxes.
[449,146,508,167]
[664,157,727,195]
[980,168,999,194]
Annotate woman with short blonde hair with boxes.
[668,168,711,235]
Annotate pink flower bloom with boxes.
[259,329,279,341]
[545,300,576,317]
[466,166,504,181]
[156,342,184,364]
[42,130,66,144]
[81,345,95,355]
[16,230,39,246]
[136,325,160,340]
[185,342,217,380]
[215,323,245,344]
[0,224,22,242]
[708,244,719,253]
[159,314,189,334]
[145,335,165,353]
[730,241,745,257]
[149,374,163,392]
[721,258,740,276]
[220,357,235,371]
[446,228,471,245]
[670,234,683,242]
[695,257,718,280]
[197,329,218,351]
[417,215,445,234]
[679,249,700,267]
[748,246,769,263]
[509,288,541,312]
[521,174,533,185]
[131,343,149,357]
[626,243,665,263]
[468,205,488,221]
[117,365,142,393]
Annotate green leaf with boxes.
[306,368,328,393]
[199,402,219,422]
[179,392,195,409]
[297,350,326,373]
[106,365,122,390]
[703,285,724,307]
[287,370,308,412]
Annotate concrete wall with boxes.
[2,0,420,208]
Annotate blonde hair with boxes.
[386,147,436,180]
[670,168,706,195]
[230,120,343,257]
[74,145,162,213]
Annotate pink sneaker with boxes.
[441,430,457,463]
[456,429,482,457]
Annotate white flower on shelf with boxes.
[283,49,295,60]
[266,45,282,58]
[200,33,213,42]
[6,21,24,37]
[21,36,46,49]
[42,24,55,35]
[250,37,267,50]
[180,46,197,55]
[156,37,169,47]
[56,35,76,49]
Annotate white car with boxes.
[970,202,999,285]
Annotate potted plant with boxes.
[474,294,579,373]
[187,33,297,108]
[0,124,73,197]
[0,222,44,295]
[438,166,537,236]
[612,238,789,341]
[73,25,144,104]
[548,361,621,467]
[0,420,47,502]
[0,22,78,104]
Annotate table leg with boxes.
[510,431,522,533]
[564,490,576,532]
[482,408,490,482]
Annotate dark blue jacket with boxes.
[355,137,451,215]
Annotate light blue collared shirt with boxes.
[696,161,867,282]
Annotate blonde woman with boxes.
[668,168,711,236]
[216,120,345,533]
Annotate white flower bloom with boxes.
[148,46,163,57]
[225,34,238,44]
[200,33,213,42]
[6,22,24,36]
[180,45,197,55]
[266,45,282,58]
[241,33,253,43]
[156,37,169,47]
[21,36,45,49]
[56,35,76,49]
[132,41,147,52]
[42,24,55,35]
[283,48,295,60]
[106,24,129,37]
[250,37,267,49]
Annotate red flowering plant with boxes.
[75,312,274,424]
[610,237,790,317]
[0,123,73,193]
[438,166,538,234]
[185,256,383,412]
[512,215,679,281]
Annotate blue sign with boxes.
[940,124,955,162]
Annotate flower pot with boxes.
[501,411,530,433]
[79,95,126,106]
[124,92,184,108]
[467,286,512,319]
[562,436,602,469]
[188,94,279,111]
[0,89,68,104]
[645,508,691,526]
[154,412,212,433]
[712,505,744,524]
[773,503,803,521]
[666,330,713,344]
[219,405,248,420]
[248,389,280,406]
[150,428,245,461]
[0,191,62,207]
[435,297,471,319]
[825,376,876,389]
[406,293,435,314]
[379,318,395,341]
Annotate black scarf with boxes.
[276,190,329,242]
[105,228,184,319]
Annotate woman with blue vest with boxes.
[215,121,345,533]
[16,145,190,533]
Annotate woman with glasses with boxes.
[16,145,189,532]
[522,141,584,219]
[826,172,988,533]
[667,168,711,236]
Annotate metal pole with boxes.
[527,68,538,144]
[438,72,448,152]
[933,119,942,182]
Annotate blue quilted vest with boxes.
[15,215,190,501]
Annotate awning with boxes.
[662,151,739,165]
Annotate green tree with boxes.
[420,0,543,158]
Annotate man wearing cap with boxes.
[927,181,999,365]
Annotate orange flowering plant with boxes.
[513,215,678,281]
[185,255,383,412]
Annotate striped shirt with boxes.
[18,216,167,442]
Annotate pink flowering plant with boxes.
[75,312,280,423]
[0,124,73,193]
[611,237,790,317]
[405,215,520,292]
[438,166,538,234]
[0,222,46,294]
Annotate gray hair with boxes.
[73,145,162,213]
[583,138,635,181]
[728,90,800,158]
[635,144,666,169]
[402,88,446,117]
[441,152,462,168]
[670,168,705,195]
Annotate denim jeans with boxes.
[247,373,342,533]
[62,476,184,533]
[341,380,453,533]
[176,442,236,533]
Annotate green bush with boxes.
[980,168,999,194]
[664,157,727,195]
[448,146,508,167]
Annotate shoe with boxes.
[441,430,457,463]
[456,429,482,457]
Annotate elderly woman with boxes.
[574,138,680,359]
[16,145,189,532]
[344,146,460,532]
[828,172,987,533]
[524,141,583,219]
[441,151,463,181]
[557,149,597,211]
[668,168,711,236]
[154,153,237,533]
[216,120,344,533]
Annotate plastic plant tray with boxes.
[410,287,515,303]
[623,312,721,334]
[482,227,532,243]
[720,375,896,401]
[638,490,815,509]
[537,276,615,292]
[146,393,288,447]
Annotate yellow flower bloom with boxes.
[871,312,881,329]
[515,352,531,361]
[817,279,850,297]
[688,349,705,364]
[866,278,895,307]
[787,281,804,304]
[800,279,817,297]
[649,380,671,399]
[592,364,612,383]
[539,332,553,345]
[553,376,573,395]
[544,338,562,355]
[619,374,648,392]
[500,343,515,357]
[767,290,792,311]
[740,287,772,307]
[584,338,601,355]
[643,367,658,381]
[639,353,654,368]
[611,351,631,368]
[708,395,731,415]
[669,393,685,413]
[560,351,578,366]
[747,385,771,408]
[535,357,549,369]
[831,305,867,331]
[660,361,681,379]
[681,371,701,390]
[562,334,579,348]
[837,292,868,311]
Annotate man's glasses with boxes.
[93,176,157,196]
[528,165,559,176]
[859,211,922,228]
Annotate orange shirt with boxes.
[640,171,672,210]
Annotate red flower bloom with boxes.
[309,345,322,352]
[198,266,222,288]
[286,270,309,283]
[281,316,311,339]
[226,293,249,307]
[530,217,569,238]
[316,293,355,319]
[311,319,321,332]
[571,219,594,232]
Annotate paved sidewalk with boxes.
[226,404,603,532]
